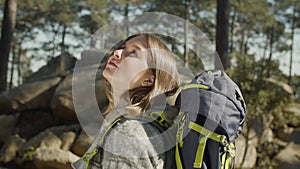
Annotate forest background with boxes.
[0,0,299,169]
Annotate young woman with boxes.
[73,34,180,169]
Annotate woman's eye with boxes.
[124,50,137,57]
[130,51,138,57]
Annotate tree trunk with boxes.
[216,0,230,70]
[268,26,274,62]
[51,23,60,57]
[266,26,274,77]
[288,5,295,85]
[61,25,67,53]
[240,29,248,81]
[229,6,236,53]
[17,40,22,85]
[260,29,270,78]
[0,0,18,92]
[262,32,269,60]
[90,36,96,48]
[240,29,245,58]
[9,41,16,90]
[124,2,129,36]
[183,0,191,67]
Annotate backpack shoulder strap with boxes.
[80,110,174,169]
[80,117,124,169]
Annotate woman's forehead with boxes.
[125,36,147,49]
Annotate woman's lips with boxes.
[108,61,119,68]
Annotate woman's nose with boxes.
[113,49,123,59]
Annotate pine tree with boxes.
[0,0,18,92]
[216,0,229,69]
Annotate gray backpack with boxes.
[172,70,246,169]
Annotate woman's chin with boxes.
[102,71,113,83]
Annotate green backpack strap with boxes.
[81,148,98,169]
[174,112,186,169]
[148,111,170,128]
[81,111,171,169]
[175,121,236,169]
[182,83,210,90]
[188,122,226,168]
[221,142,236,169]
[81,117,122,169]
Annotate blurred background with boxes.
[0,0,299,169]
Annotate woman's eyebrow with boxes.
[126,44,142,50]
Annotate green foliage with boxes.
[0,0,299,168]
[21,146,35,162]
[281,103,300,127]
[228,50,297,168]
[292,75,300,102]
[256,142,281,169]
[78,0,110,34]
[229,52,292,122]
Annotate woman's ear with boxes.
[142,74,155,87]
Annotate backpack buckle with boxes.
[221,137,236,158]
[224,142,236,158]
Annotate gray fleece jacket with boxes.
[90,120,166,169]
[72,119,170,169]
[72,98,177,169]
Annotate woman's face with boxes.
[103,36,154,93]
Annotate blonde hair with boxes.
[103,34,180,117]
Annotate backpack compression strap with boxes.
[175,121,236,169]
[182,84,210,90]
